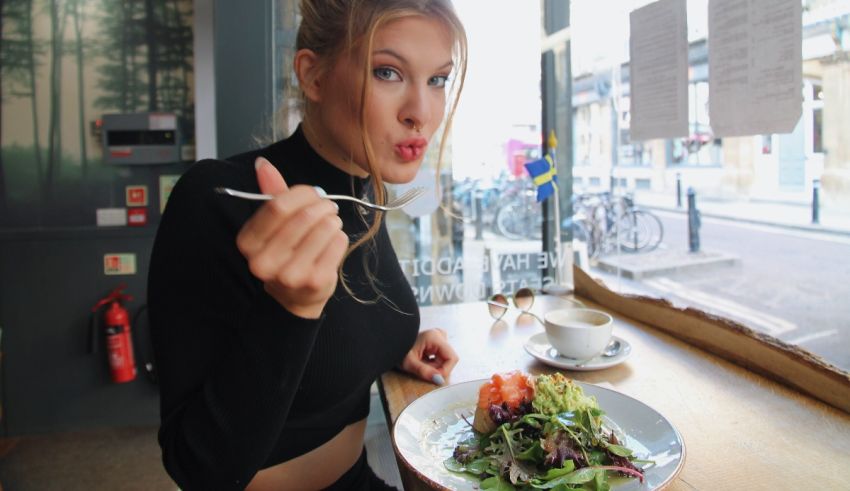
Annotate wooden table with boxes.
[379,295,850,490]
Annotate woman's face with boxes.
[305,15,455,184]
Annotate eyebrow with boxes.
[372,48,454,71]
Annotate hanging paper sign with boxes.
[708,0,803,136]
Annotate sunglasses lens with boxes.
[488,294,508,319]
[514,288,534,310]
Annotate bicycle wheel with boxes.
[571,218,600,259]
[495,202,543,240]
[616,210,663,252]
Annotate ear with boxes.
[294,48,323,103]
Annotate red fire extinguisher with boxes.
[90,285,137,383]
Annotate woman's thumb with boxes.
[255,157,288,195]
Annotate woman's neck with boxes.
[301,118,370,178]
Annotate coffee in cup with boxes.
[543,308,613,359]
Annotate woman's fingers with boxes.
[235,157,347,318]
[246,199,340,280]
[435,342,460,377]
[425,338,459,376]
[313,228,350,283]
[402,329,460,385]
[271,214,346,288]
[237,186,326,258]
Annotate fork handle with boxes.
[214,187,273,200]
[216,187,368,205]
[215,187,330,201]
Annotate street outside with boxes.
[589,201,850,373]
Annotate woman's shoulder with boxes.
[157,148,268,229]
[179,149,263,194]
[177,135,298,194]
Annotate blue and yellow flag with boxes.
[524,153,558,202]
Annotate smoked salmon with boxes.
[473,370,535,433]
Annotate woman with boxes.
[147,0,467,489]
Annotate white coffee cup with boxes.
[543,308,614,359]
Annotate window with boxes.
[270,0,850,372]
[273,1,554,306]
[569,0,850,373]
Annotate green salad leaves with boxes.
[444,374,645,491]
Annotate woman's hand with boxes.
[400,328,459,385]
[236,157,349,319]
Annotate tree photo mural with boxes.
[0,0,194,227]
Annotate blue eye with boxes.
[429,75,449,88]
[374,67,401,81]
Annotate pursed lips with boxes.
[395,137,428,162]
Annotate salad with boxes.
[444,371,647,490]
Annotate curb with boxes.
[642,204,850,238]
[596,251,739,280]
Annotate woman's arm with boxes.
[148,160,325,490]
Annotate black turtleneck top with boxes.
[147,126,420,490]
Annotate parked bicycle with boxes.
[570,191,663,259]
[451,174,543,240]
[449,176,663,253]
[493,178,543,240]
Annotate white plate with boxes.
[525,332,632,371]
[393,379,685,491]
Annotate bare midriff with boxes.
[245,418,367,491]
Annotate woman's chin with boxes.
[383,176,416,185]
[381,165,421,185]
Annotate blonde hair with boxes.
[296,0,468,303]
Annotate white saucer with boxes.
[524,332,631,371]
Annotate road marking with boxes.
[644,277,798,335]
[785,329,838,345]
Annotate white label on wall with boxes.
[149,113,177,130]
[96,208,127,227]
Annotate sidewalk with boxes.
[632,190,850,237]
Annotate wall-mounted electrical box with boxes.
[101,113,183,165]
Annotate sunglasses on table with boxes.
[487,287,536,320]
[486,288,586,321]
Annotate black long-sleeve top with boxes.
[147,126,420,490]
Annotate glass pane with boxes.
[389,1,549,306]
[570,0,850,372]
[270,1,554,307]
[271,0,301,141]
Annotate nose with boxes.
[399,85,431,132]
[402,116,421,132]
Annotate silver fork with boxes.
[214,186,427,212]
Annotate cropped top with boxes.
[147,126,420,490]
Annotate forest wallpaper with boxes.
[0,0,194,227]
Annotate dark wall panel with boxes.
[0,229,159,436]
